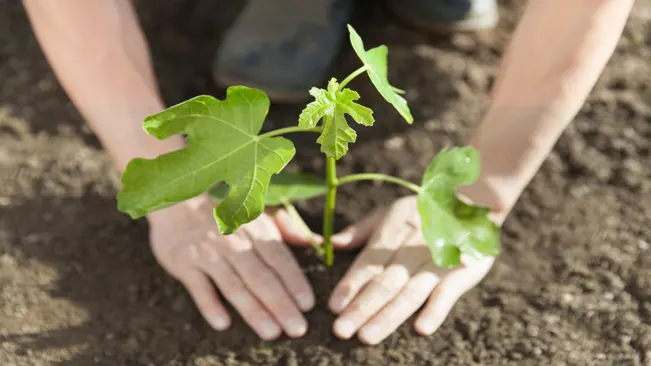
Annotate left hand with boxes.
[327,196,497,345]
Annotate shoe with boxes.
[213,0,354,103]
[387,0,498,33]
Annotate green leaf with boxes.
[417,147,500,267]
[299,78,374,159]
[117,86,295,235]
[347,25,413,124]
[208,172,327,206]
[265,172,327,205]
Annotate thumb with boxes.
[271,208,323,247]
[330,208,386,249]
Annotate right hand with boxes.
[146,194,317,340]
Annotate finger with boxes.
[332,235,429,339]
[178,268,231,331]
[330,208,385,249]
[224,234,309,338]
[329,198,416,313]
[332,264,410,339]
[197,241,282,341]
[247,218,315,312]
[414,257,493,336]
[272,209,322,247]
[357,263,442,345]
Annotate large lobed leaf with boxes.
[117,86,295,235]
[209,172,327,206]
[347,25,413,124]
[417,147,500,267]
[299,78,374,159]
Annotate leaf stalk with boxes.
[337,173,421,193]
[259,126,323,139]
[322,154,338,266]
[337,66,368,91]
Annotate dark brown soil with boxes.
[2,1,651,365]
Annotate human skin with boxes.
[326,0,635,345]
[22,0,317,341]
[22,0,634,344]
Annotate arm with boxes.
[22,0,185,172]
[23,0,316,340]
[327,0,635,345]
[460,0,634,223]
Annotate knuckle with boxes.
[215,273,246,294]
[369,276,397,297]
[246,268,280,291]
[264,244,293,267]
[400,284,427,303]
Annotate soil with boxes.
[1,0,650,365]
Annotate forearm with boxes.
[460,0,634,223]
[23,0,184,172]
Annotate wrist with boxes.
[458,111,560,225]
[146,193,213,228]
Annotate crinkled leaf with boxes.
[299,78,374,159]
[417,147,500,267]
[117,86,295,235]
[208,172,327,206]
[347,25,413,124]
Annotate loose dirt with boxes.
[1,0,650,365]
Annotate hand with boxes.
[147,194,317,340]
[327,196,497,345]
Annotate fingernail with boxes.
[416,319,435,335]
[329,296,348,313]
[295,292,314,311]
[359,324,381,344]
[334,319,356,339]
[212,316,229,331]
[331,232,351,244]
[285,317,307,338]
[260,320,281,340]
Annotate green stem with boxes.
[281,200,324,257]
[337,173,422,193]
[322,154,338,266]
[337,66,368,91]
[259,126,322,139]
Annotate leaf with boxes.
[117,87,295,235]
[417,147,500,267]
[299,78,374,159]
[265,172,327,205]
[347,25,413,124]
[208,172,327,206]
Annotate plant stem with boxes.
[337,173,422,193]
[281,200,324,257]
[259,126,323,139]
[337,66,368,91]
[322,154,338,266]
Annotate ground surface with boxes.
[1,1,650,365]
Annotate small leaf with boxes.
[417,147,500,267]
[117,86,295,235]
[265,172,327,205]
[299,78,374,159]
[209,172,327,206]
[347,25,413,124]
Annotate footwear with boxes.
[387,0,498,33]
[213,0,354,103]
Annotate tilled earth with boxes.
[1,1,650,365]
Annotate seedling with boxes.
[117,25,500,267]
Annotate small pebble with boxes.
[384,136,405,150]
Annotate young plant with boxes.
[117,25,500,268]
